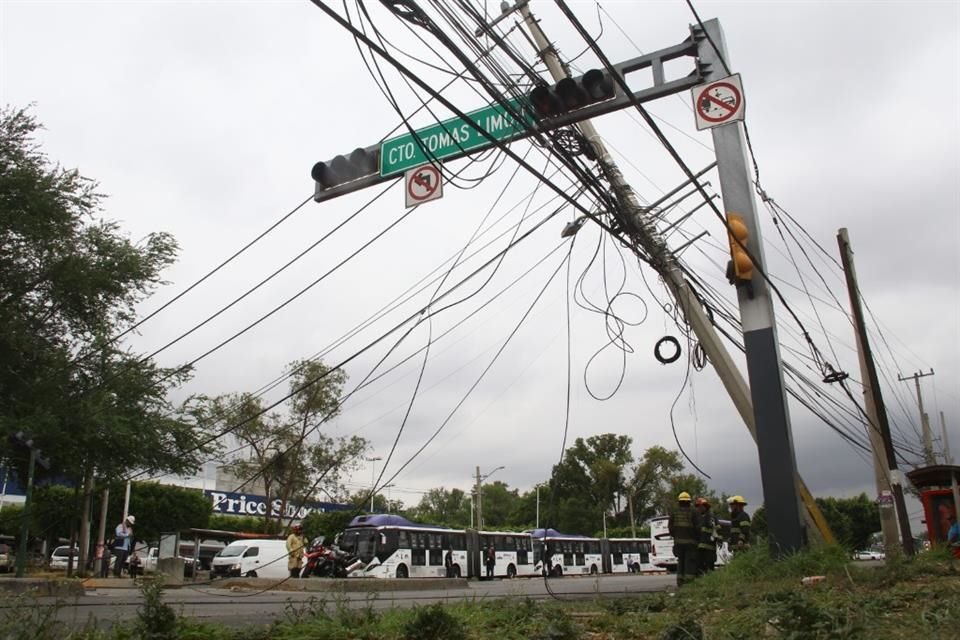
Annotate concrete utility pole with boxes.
[77,474,95,577]
[95,487,110,577]
[14,449,37,578]
[898,370,936,466]
[475,466,483,530]
[515,5,811,553]
[838,228,914,555]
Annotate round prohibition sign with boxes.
[407,165,441,202]
[696,81,742,123]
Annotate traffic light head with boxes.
[726,212,753,282]
[529,69,616,120]
[312,146,379,190]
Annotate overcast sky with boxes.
[2,1,958,533]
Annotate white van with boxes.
[648,516,677,571]
[648,515,730,571]
[211,539,289,579]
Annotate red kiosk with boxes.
[905,465,960,552]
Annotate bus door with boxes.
[509,536,527,566]
[574,541,585,567]
[601,539,613,573]
[465,529,481,579]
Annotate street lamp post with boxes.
[365,456,382,512]
[475,465,504,530]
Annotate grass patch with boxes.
[5,546,958,639]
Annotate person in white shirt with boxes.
[112,515,135,577]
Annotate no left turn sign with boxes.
[405,164,443,208]
[692,73,745,131]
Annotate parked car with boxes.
[853,549,885,561]
[0,544,14,572]
[49,545,80,570]
[134,547,196,577]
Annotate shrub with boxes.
[402,603,465,640]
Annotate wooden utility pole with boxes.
[898,370,936,466]
[837,229,914,555]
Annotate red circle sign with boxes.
[696,81,742,123]
[407,165,441,202]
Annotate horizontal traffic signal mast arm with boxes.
[311,35,703,203]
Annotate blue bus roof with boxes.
[525,528,593,539]
[346,514,449,529]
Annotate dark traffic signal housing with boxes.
[311,145,380,191]
[529,69,616,120]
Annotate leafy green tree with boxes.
[480,481,522,529]
[410,487,471,527]
[0,505,22,536]
[601,524,650,539]
[0,106,218,573]
[814,493,879,551]
[751,506,767,540]
[191,359,368,530]
[100,482,211,544]
[657,473,719,516]
[625,446,684,524]
[301,510,357,544]
[30,485,77,549]
[548,434,633,534]
[510,487,541,529]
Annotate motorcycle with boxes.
[299,536,358,578]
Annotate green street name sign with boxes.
[380,98,533,177]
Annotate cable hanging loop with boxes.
[654,335,681,365]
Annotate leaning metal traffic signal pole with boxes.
[516,6,811,552]
[694,20,804,553]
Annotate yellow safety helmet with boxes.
[678,491,692,502]
[728,495,747,505]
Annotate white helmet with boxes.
[126,515,136,525]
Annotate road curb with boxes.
[216,577,469,592]
[0,577,85,597]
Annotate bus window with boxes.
[429,534,443,566]
[411,533,426,566]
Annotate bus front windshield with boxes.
[339,528,378,562]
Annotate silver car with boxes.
[49,545,80,570]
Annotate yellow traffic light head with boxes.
[726,212,753,282]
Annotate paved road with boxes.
[44,574,676,629]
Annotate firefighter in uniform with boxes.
[695,497,718,575]
[728,495,751,553]
[668,491,700,586]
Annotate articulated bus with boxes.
[338,515,538,579]
[528,528,602,577]
[339,515,462,579]
[478,530,538,578]
[339,515,658,579]
[604,537,653,574]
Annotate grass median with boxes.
[4,546,958,639]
